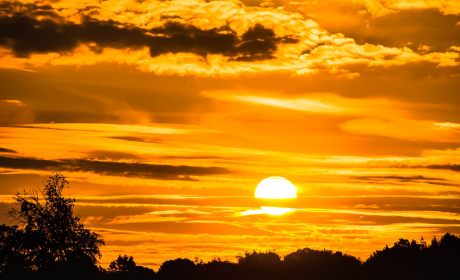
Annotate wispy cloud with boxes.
[1,99,26,106]
[233,96,343,113]
[0,155,231,180]
[240,207,298,216]
[0,148,17,154]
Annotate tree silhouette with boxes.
[106,255,156,280]
[0,173,104,280]
[157,258,197,280]
[284,248,362,280]
[197,258,238,280]
[363,234,460,280]
[109,255,137,273]
[236,250,282,280]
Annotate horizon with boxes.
[1,0,460,270]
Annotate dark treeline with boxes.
[2,174,460,280]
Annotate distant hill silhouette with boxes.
[1,174,460,279]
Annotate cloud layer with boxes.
[0,2,297,61]
[1,0,460,272]
[0,155,230,180]
[0,0,458,75]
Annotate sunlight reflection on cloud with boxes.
[240,206,298,216]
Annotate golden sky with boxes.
[1,0,460,269]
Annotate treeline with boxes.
[3,233,460,280]
[1,174,460,280]
[101,235,460,280]
[110,233,460,280]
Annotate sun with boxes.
[255,177,297,199]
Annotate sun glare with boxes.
[255,177,297,199]
[241,207,295,216]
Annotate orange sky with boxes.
[1,0,460,269]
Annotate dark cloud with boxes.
[351,174,459,187]
[159,15,182,21]
[231,24,298,61]
[438,191,460,196]
[327,9,460,53]
[353,175,447,181]
[0,155,231,180]
[0,2,298,61]
[109,136,161,143]
[391,164,460,173]
[0,147,17,153]
[425,164,460,172]
[147,22,239,57]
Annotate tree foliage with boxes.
[106,255,156,280]
[157,258,197,280]
[364,234,460,280]
[0,173,104,279]
[109,255,137,273]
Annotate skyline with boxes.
[1,0,460,269]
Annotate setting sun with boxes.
[255,177,297,199]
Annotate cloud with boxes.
[160,156,225,160]
[0,98,33,124]
[19,123,199,134]
[84,150,142,161]
[0,0,457,76]
[240,206,297,216]
[350,175,449,182]
[0,99,26,106]
[0,155,231,180]
[330,9,460,53]
[233,95,343,113]
[0,2,296,61]
[202,91,405,115]
[107,214,188,224]
[424,164,460,172]
[434,122,460,129]
[204,91,460,142]
[108,136,162,143]
[313,0,460,17]
[340,118,460,142]
[362,0,460,16]
[83,216,103,225]
[0,148,17,153]
[348,175,458,187]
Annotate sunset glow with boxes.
[241,206,296,216]
[1,0,460,272]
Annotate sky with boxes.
[1,0,460,269]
